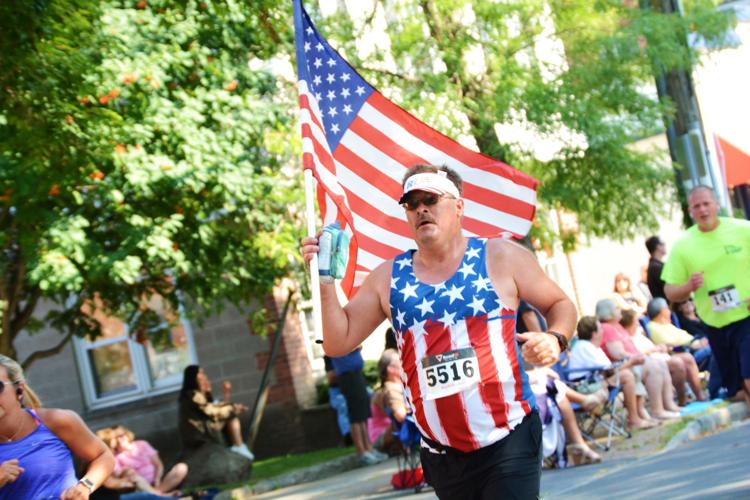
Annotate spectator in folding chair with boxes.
[646,298,708,404]
[569,316,655,430]
[620,309,682,418]
[527,367,602,467]
[368,349,407,455]
[612,272,647,316]
[597,299,677,425]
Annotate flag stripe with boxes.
[363,96,538,200]
[350,114,536,220]
[368,91,539,191]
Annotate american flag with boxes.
[293,0,539,297]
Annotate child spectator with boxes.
[100,426,187,496]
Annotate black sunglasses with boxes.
[401,193,454,211]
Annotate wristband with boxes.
[78,477,95,492]
[545,330,568,353]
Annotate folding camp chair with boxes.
[389,414,426,493]
[554,354,630,451]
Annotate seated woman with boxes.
[569,316,655,430]
[597,298,684,423]
[526,367,603,466]
[646,298,707,404]
[612,272,647,316]
[368,349,407,455]
[177,365,252,488]
[619,310,681,418]
[97,426,188,496]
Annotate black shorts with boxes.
[420,411,542,500]
[337,370,371,424]
[706,316,750,396]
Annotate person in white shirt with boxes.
[568,316,654,429]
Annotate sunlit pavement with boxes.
[254,419,749,499]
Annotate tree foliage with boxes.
[308,0,734,245]
[0,0,301,364]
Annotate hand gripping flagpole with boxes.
[304,169,325,345]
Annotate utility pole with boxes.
[640,0,729,218]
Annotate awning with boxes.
[715,135,750,187]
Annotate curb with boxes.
[215,454,361,499]
[663,401,749,452]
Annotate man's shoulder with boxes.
[669,228,702,255]
[720,216,750,231]
[485,236,529,261]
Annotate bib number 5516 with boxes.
[421,347,481,400]
[425,359,475,387]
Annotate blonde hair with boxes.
[96,427,117,450]
[113,425,135,443]
[0,355,42,409]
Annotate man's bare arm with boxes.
[301,235,390,356]
[501,242,577,340]
[487,240,576,366]
[320,264,390,355]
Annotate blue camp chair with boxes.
[554,353,630,451]
[389,413,426,493]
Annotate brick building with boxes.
[14,284,341,463]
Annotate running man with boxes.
[301,164,576,498]
[663,186,750,406]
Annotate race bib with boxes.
[708,285,742,312]
[421,347,480,400]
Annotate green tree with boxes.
[0,0,302,366]
[308,0,733,245]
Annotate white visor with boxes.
[399,172,460,204]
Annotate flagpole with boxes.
[304,169,324,344]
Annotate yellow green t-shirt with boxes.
[648,321,693,346]
[661,217,750,328]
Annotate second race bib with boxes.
[708,285,741,312]
[421,347,480,400]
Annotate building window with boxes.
[73,297,197,409]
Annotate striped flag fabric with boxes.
[293,0,538,297]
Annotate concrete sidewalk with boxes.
[216,401,748,499]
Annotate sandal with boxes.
[567,443,602,465]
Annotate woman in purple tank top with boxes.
[0,355,115,499]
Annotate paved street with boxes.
[256,420,750,499]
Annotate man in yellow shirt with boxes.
[662,186,750,406]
